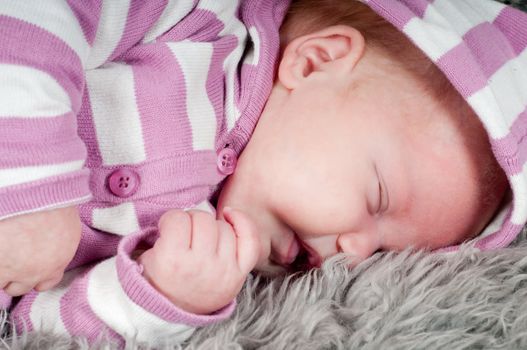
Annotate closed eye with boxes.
[375,164,388,215]
[377,179,383,213]
[378,172,389,214]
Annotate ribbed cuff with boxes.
[0,168,92,220]
[0,290,11,310]
[116,228,236,328]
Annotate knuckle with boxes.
[159,210,190,236]
[187,209,214,223]
[160,209,188,225]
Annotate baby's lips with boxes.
[308,254,322,268]
[284,237,300,265]
[300,241,322,268]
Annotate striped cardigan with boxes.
[1,0,526,347]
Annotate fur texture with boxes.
[2,230,527,349]
[503,0,527,10]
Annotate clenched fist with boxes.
[0,206,82,296]
[137,208,261,315]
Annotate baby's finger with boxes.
[187,210,218,254]
[157,209,192,252]
[223,207,260,274]
[0,277,9,291]
[217,220,236,259]
[4,281,33,297]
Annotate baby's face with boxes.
[217,51,501,276]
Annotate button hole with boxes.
[124,183,128,188]
[126,177,130,181]
[119,177,124,181]
[119,184,123,188]
[222,161,226,166]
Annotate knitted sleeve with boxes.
[0,1,194,220]
[9,226,235,348]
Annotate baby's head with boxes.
[217,0,509,275]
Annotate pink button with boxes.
[108,168,140,198]
[217,148,237,175]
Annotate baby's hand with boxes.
[137,208,260,315]
[0,206,82,296]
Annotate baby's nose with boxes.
[336,231,382,263]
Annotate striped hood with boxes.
[362,0,527,250]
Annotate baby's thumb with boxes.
[222,207,260,274]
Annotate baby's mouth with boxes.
[289,246,311,271]
[270,235,322,272]
[288,237,322,272]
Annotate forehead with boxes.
[384,129,493,251]
[368,79,497,247]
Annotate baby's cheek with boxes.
[378,218,446,252]
[387,218,473,251]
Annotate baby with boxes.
[0,0,525,347]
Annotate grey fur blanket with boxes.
[2,231,527,350]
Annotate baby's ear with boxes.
[278,25,365,90]
[336,230,381,264]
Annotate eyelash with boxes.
[377,175,388,214]
[377,180,383,214]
